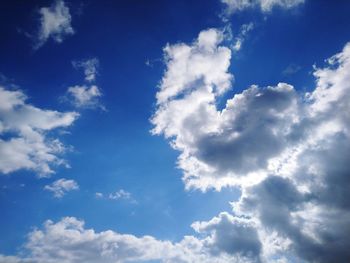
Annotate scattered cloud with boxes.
[0,86,79,176]
[44,178,79,198]
[152,25,350,262]
[221,0,305,14]
[66,85,102,109]
[95,192,103,198]
[232,22,254,52]
[95,189,137,203]
[108,189,132,200]
[72,58,99,83]
[34,0,74,49]
[282,63,301,76]
[64,58,104,109]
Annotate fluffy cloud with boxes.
[34,0,74,49]
[66,85,102,109]
[221,0,304,14]
[192,212,261,262]
[0,214,266,263]
[152,26,350,261]
[65,58,103,109]
[152,28,300,190]
[44,178,79,198]
[0,86,78,176]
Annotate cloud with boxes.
[0,214,264,263]
[0,86,79,176]
[232,23,254,52]
[152,25,350,261]
[95,189,137,204]
[34,0,74,49]
[152,28,299,190]
[64,58,103,109]
[192,212,262,261]
[154,28,232,105]
[72,58,99,83]
[108,189,132,200]
[282,63,301,76]
[221,0,305,14]
[66,85,102,109]
[44,178,79,198]
[95,192,103,198]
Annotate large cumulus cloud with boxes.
[152,28,350,262]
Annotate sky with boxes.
[0,0,350,262]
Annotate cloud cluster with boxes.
[66,58,103,109]
[0,86,78,176]
[0,214,264,263]
[221,0,304,14]
[152,28,350,262]
[35,0,74,49]
[44,178,79,198]
[151,28,300,190]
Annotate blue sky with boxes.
[1,1,350,262]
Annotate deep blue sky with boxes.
[1,0,350,259]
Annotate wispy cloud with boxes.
[232,22,254,51]
[72,58,99,83]
[221,0,305,14]
[95,189,137,204]
[44,178,79,198]
[282,63,302,76]
[108,189,132,200]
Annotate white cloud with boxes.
[35,0,74,49]
[44,178,79,198]
[0,214,264,263]
[95,189,137,203]
[72,58,99,83]
[95,192,103,198]
[152,28,300,190]
[0,86,79,176]
[65,58,103,109]
[221,0,304,14]
[232,22,254,52]
[155,28,232,105]
[108,189,132,200]
[153,24,350,261]
[66,85,102,109]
